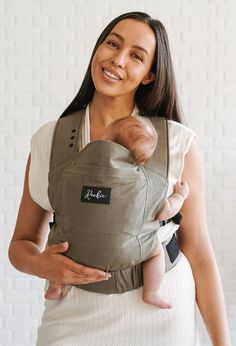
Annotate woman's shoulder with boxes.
[29,120,57,211]
[167,119,196,138]
[167,119,196,154]
[164,120,197,185]
[31,120,57,144]
[30,120,57,167]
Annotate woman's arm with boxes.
[8,155,111,284]
[178,140,231,346]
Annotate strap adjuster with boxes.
[159,212,182,227]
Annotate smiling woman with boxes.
[8,11,231,346]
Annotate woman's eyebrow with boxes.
[108,32,149,56]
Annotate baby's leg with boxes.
[45,281,64,300]
[142,243,172,309]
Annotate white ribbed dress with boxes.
[29,106,200,346]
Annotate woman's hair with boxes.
[60,11,184,123]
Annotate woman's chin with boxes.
[94,87,127,99]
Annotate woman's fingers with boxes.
[69,263,111,278]
[44,242,111,284]
[46,242,69,254]
[69,275,111,285]
[41,242,111,284]
[58,272,111,285]
[61,253,111,278]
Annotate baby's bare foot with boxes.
[143,292,172,309]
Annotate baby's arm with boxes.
[157,181,189,221]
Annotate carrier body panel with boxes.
[47,109,180,293]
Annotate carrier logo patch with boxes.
[81,186,111,204]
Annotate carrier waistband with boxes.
[75,233,180,294]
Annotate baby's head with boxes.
[102,116,158,165]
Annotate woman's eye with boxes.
[107,41,118,48]
[132,54,143,62]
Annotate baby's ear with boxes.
[141,72,155,86]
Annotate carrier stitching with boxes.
[136,165,149,262]
[59,169,68,237]
[49,118,61,171]
[145,167,167,180]
[165,117,170,179]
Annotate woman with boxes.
[8,12,231,346]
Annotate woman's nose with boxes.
[111,51,126,68]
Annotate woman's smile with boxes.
[101,67,123,81]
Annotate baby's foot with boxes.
[143,292,172,309]
[45,285,63,300]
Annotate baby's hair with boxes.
[105,116,158,164]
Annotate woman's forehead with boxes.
[108,18,156,52]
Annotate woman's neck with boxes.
[89,92,135,129]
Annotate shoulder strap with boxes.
[49,109,85,170]
[145,117,169,179]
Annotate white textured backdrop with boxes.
[1,0,236,345]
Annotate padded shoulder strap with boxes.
[146,117,169,179]
[49,109,85,170]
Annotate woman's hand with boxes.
[35,241,111,285]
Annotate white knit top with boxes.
[29,106,200,346]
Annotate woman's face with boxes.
[91,19,156,99]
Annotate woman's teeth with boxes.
[103,69,120,80]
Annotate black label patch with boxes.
[81,186,111,204]
[166,234,179,263]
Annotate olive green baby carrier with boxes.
[48,109,181,294]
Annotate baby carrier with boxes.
[47,109,181,294]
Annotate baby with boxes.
[45,115,189,309]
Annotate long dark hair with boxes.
[60,12,184,123]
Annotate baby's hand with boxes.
[174,181,189,200]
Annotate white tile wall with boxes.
[1,0,235,345]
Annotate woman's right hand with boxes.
[35,241,111,285]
